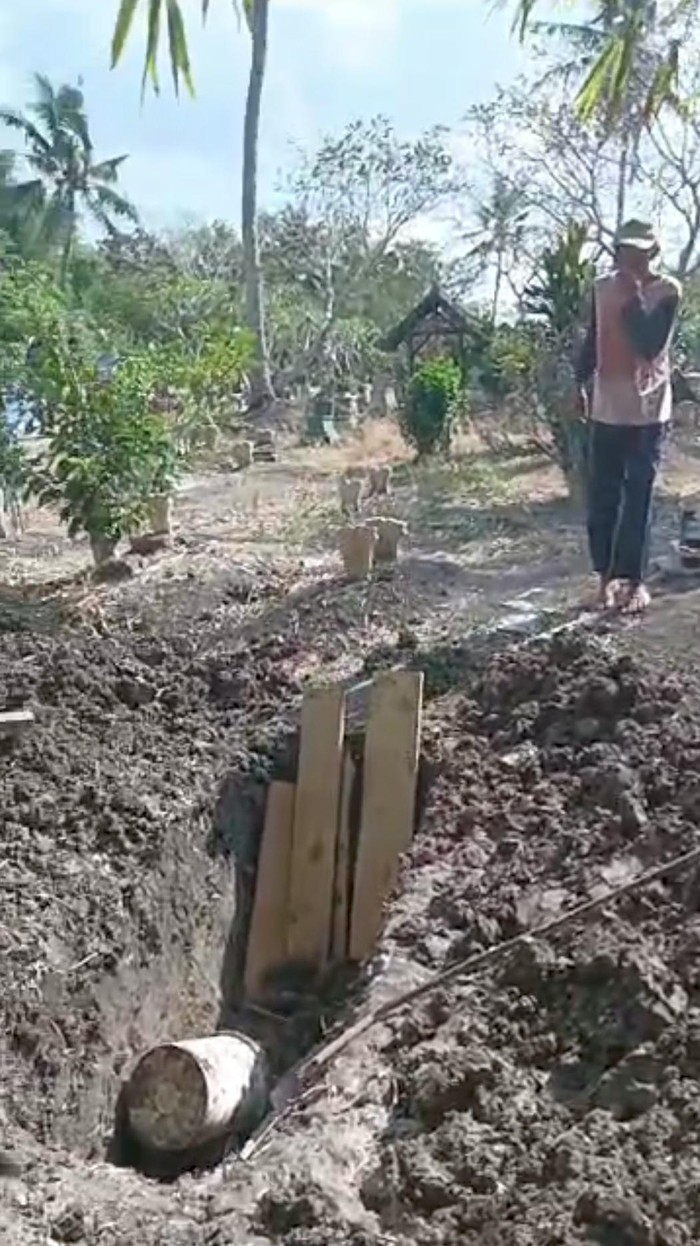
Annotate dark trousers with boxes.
[587,421,664,584]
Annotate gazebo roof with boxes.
[381,285,468,352]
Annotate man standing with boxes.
[576,220,681,614]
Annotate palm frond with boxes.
[166,0,195,96]
[35,190,74,247]
[112,0,140,65]
[143,0,164,95]
[88,182,139,223]
[90,155,129,183]
[56,85,92,154]
[0,108,52,155]
[28,73,62,143]
[576,34,625,123]
[515,0,680,127]
[512,0,541,40]
[111,0,250,97]
[4,178,45,206]
[643,39,681,122]
[530,19,605,43]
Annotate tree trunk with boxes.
[59,200,75,289]
[677,210,700,278]
[614,129,630,236]
[491,251,503,324]
[242,0,274,409]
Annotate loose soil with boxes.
[6,615,700,1244]
[4,434,700,1244]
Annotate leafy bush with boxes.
[28,335,183,548]
[400,356,463,456]
[522,223,594,499]
[523,222,594,342]
[0,249,67,355]
[156,328,253,449]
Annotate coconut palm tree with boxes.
[531,1,666,233]
[459,175,530,322]
[112,0,274,406]
[0,75,137,285]
[515,0,694,125]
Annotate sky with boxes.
[0,0,526,232]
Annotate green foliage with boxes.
[521,223,594,495]
[0,75,137,283]
[675,276,700,366]
[149,327,253,449]
[0,248,74,442]
[401,357,463,458]
[515,0,684,125]
[111,0,253,97]
[523,222,594,341]
[0,249,67,355]
[28,334,182,542]
[462,315,538,401]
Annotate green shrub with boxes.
[29,335,183,548]
[522,223,594,500]
[401,356,462,457]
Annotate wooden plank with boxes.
[244,782,295,1000]
[349,671,424,962]
[331,752,356,962]
[0,710,34,735]
[287,686,346,969]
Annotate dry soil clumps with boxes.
[5,622,700,1246]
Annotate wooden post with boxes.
[146,494,173,537]
[339,525,375,579]
[288,686,346,969]
[368,466,392,498]
[338,477,362,515]
[233,441,254,469]
[244,782,295,999]
[371,518,407,564]
[350,671,423,962]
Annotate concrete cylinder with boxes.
[124,1032,268,1153]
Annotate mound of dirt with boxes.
[259,631,700,1246]
[0,603,307,1165]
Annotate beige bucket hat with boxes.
[615,219,660,254]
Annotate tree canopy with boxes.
[0,75,137,283]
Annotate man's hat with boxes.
[615,219,660,254]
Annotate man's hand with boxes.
[615,268,642,300]
[575,387,589,418]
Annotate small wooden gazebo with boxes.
[381,285,468,374]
